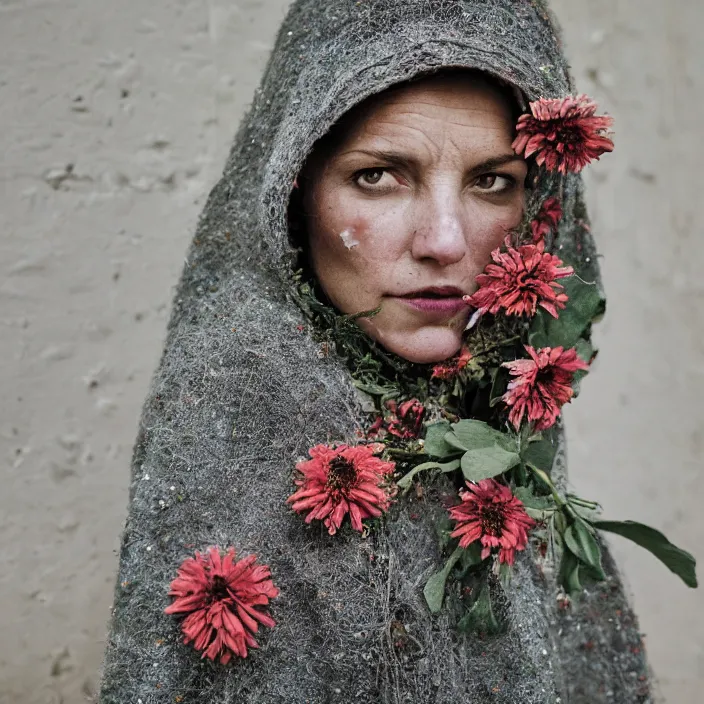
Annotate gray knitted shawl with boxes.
[100,1,652,702]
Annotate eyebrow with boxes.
[338,149,524,174]
[469,153,526,173]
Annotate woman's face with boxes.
[303,75,527,364]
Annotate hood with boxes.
[99,3,649,704]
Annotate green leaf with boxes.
[460,445,521,483]
[457,583,501,634]
[524,506,553,521]
[521,437,557,474]
[353,380,394,397]
[528,274,605,350]
[513,486,554,510]
[449,419,516,452]
[458,541,484,571]
[424,547,463,613]
[512,462,529,487]
[397,459,460,491]
[564,521,605,579]
[526,462,554,492]
[558,548,582,596]
[445,432,472,452]
[528,316,549,351]
[566,494,601,522]
[574,338,594,365]
[441,420,520,483]
[571,339,594,397]
[498,562,512,590]
[578,561,609,585]
[513,486,555,520]
[593,520,698,588]
[435,513,453,550]
[489,366,509,408]
[552,509,568,537]
[423,421,458,458]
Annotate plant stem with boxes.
[566,494,601,510]
[529,465,567,508]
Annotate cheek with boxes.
[308,203,413,316]
[349,211,407,261]
[504,197,526,231]
[332,216,399,289]
[474,199,524,252]
[311,190,409,274]
[307,203,386,310]
[459,200,524,288]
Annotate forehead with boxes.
[335,74,517,151]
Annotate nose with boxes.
[410,189,467,266]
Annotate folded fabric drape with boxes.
[99,2,652,702]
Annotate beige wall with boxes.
[0,1,701,702]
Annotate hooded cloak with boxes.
[100,1,652,702]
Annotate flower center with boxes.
[553,119,582,145]
[480,505,505,536]
[326,456,358,493]
[400,410,419,430]
[209,574,231,601]
[535,367,554,386]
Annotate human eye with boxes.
[353,168,397,191]
[474,173,516,194]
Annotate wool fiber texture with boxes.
[100,1,652,701]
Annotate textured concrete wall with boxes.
[0,1,701,702]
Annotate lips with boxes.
[394,286,468,316]
[399,286,465,299]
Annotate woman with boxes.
[99,1,679,701]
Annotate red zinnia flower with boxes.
[366,415,385,438]
[164,546,278,664]
[431,346,473,380]
[367,399,425,440]
[448,479,536,565]
[531,197,563,242]
[287,444,395,535]
[502,345,590,431]
[385,398,425,439]
[512,95,614,174]
[463,238,573,319]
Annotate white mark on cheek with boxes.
[339,228,360,250]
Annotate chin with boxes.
[379,328,464,365]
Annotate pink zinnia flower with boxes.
[385,398,425,439]
[512,95,614,174]
[366,415,385,438]
[449,479,536,565]
[367,399,425,440]
[463,239,573,319]
[502,345,590,430]
[431,346,473,380]
[531,197,563,242]
[287,444,395,535]
[164,547,278,664]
